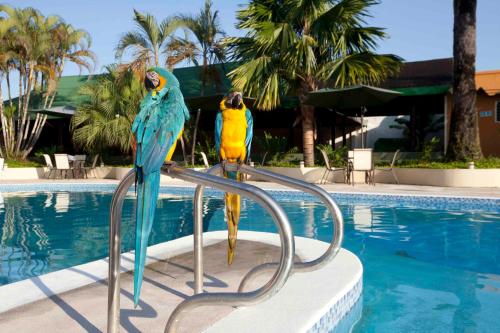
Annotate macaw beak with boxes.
[231,93,243,109]
[145,71,160,91]
[225,92,243,109]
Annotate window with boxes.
[496,101,500,123]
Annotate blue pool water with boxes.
[0,187,499,332]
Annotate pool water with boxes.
[0,189,499,332]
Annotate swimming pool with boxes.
[0,185,499,332]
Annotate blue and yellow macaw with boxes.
[215,92,253,264]
[131,67,189,306]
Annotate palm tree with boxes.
[71,66,144,154]
[447,0,482,160]
[41,22,96,109]
[0,13,15,157]
[174,0,226,165]
[0,5,96,159]
[226,0,401,166]
[0,5,55,158]
[115,9,183,79]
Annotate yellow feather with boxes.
[219,104,248,162]
[165,129,183,161]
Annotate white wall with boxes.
[364,116,407,147]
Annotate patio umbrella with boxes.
[305,85,401,147]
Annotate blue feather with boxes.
[245,108,253,162]
[215,111,222,156]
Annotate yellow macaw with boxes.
[215,92,253,264]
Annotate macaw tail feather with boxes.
[224,169,241,265]
[134,169,160,307]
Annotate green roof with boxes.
[42,63,237,108]
[4,63,236,114]
[173,62,237,98]
[50,75,98,108]
[394,85,450,96]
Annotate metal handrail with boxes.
[108,169,135,333]
[191,162,344,294]
[107,164,295,333]
[192,164,223,294]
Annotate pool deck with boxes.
[0,232,362,333]
[1,177,498,198]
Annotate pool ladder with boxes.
[108,162,344,333]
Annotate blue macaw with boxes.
[215,92,253,264]
[131,67,189,306]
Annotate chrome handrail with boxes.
[191,162,344,294]
[108,169,135,333]
[193,164,223,294]
[107,164,295,333]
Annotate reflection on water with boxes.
[54,192,69,213]
[0,191,499,332]
[0,191,197,285]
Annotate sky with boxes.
[2,0,500,93]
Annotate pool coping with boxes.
[0,180,499,200]
[1,181,498,212]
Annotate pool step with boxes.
[0,231,362,333]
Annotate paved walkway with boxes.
[1,177,498,198]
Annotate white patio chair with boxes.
[83,154,99,178]
[54,154,74,179]
[199,152,210,170]
[319,149,346,184]
[346,150,354,184]
[42,154,57,178]
[350,148,374,186]
[73,155,87,178]
[258,151,269,166]
[375,149,400,184]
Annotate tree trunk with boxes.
[48,61,66,109]
[16,68,23,136]
[6,72,12,107]
[301,104,315,166]
[299,78,317,167]
[15,65,35,156]
[447,0,482,160]
[190,109,201,166]
[21,114,47,159]
[0,74,5,153]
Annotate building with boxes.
[358,58,500,157]
[471,70,500,156]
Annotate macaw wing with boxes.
[215,111,222,156]
[245,108,253,161]
[133,87,187,174]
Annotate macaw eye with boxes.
[145,71,160,90]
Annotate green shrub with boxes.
[196,132,218,165]
[421,136,440,162]
[387,157,500,169]
[316,144,348,167]
[4,159,43,168]
[254,132,300,165]
[373,138,409,152]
